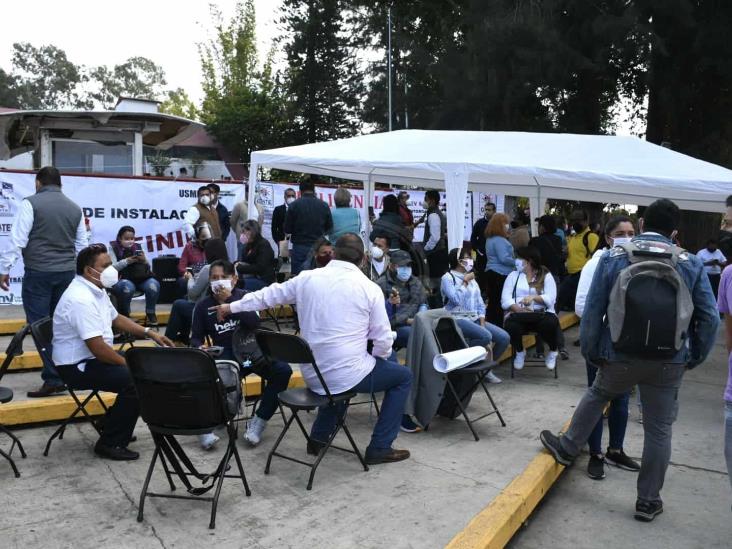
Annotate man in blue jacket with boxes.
[540,199,719,523]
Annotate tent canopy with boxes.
[248,130,732,249]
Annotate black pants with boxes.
[504,313,560,352]
[426,248,449,290]
[58,360,139,447]
[708,273,721,300]
[535,324,566,355]
[557,271,581,311]
[485,270,508,328]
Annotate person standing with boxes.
[508,211,531,251]
[208,183,231,242]
[329,187,362,242]
[484,213,514,328]
[0,167,88,397]
[183,186,222,240]
[697,238,726,299]
[271,187,296,247]
[471,201,496,294]
[370,194,408,251]
[556,209,599,311]
[529,215,563,278]
[540,199,719,523]
[397,191,416,239]
[422,190,449,289]
[284,180,332,275]
[365,237,390,281]
[717,262,732,499]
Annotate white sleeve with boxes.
[501,271,519,311]
[540,273,557,311]
[75,215,89,251]
[718,250,727,263]
[424,213,441,251]
[230,277,299,313]
[0,200,34,274]
[183,206,200,237]
[574,257,599,318]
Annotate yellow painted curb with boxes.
[3,341,158,371]
[0,371,305,427]
[0,312,172,336]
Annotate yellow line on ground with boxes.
[3,341,158,371]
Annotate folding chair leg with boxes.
[137,445,160,523]
[479,378,506,427]
[340,422,368,472]
[447,379,480,441]
[44,392,96,456]
[307,424,341,491]
[230,436,251,496]
[158,451,176,492]
[208,438,233,529]
[0,424,26,458]
[0,446,20,478]
[265,410,297,475]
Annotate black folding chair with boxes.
[0,325,30,477]
[433,318,506,441]
[127,347,250,529]
[510,332,559,379]
[255,330,368,490]
[29,317,109,456]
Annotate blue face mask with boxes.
[396,266,412,282]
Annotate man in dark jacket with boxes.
[272,187,296,246]
[284,181,332,275]
[471,201,496,293]
[530,215,564,278]
[370,194,408,251]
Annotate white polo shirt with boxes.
[52,276,118,367]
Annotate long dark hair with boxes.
[242,219,263,248]
[204,238,229,264]
[517,246,548,293]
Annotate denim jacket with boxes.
[580,233,719,368]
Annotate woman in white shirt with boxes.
[501,246,560,370]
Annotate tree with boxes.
[0,68,21,108]
[280,0,363,142]
[159,88,199,120]
[87,56,167,109]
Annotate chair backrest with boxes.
[126,347,229,430]
[0,324,30,381]
[29,317,53,366]
[255,329,332,398]
[433,317,469,354]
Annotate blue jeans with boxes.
[310,357,413,454]
[725,401,732,494]
[164,299,196,343]
[111,278,160,316]
[243,277,267,292]
[586,361,629,454]
[394,325,412,349]
[291,243,312,276]
[22,269,75,387]
[455,318,510,359]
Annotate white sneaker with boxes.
[486,371,502,384]
[545,351,559,370]
[244,416,267,446]
[199,432,220,451]
[513,351,526,370]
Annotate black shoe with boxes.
[400,415,422,433]
[307,439,326,456]
[573,339,581,347]
[365,448,410,464]
[634,499,663,522]
[27,383,67,398]
[587,454,606,480]
[94,442,139,461]
[145,313,158,327]
[540,430,574,466]
[559,347,569,360]
[606,448,641,471]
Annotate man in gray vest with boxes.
[0,166,88,397]
[422,189,448,290]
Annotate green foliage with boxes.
[145,150,173,177]
[159,88,199,120]
[0,68,21,109]
[87,56,167,109]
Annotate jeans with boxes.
[455,318,510,359]
[394,325,412,350]
[110,278,160,316]
[504,313,560,352]
[22,269,75,387]
[57,360,139,447]
[164,299,196,343]
[310,357,413,454]
[725,401,732,494]
[560,359,685,504]
[291,243,312,276]
[243,277,267,292]
[586,361,629,454]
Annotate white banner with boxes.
[0,171,245,305]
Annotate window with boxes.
[52,139,134,175]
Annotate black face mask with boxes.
[572,222,584,233]
[707,247,717,253]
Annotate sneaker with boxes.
[587,454,606,480]
[539,430,574,466]
[244,416,267,446]
[545,351,559,370]
[400,415,422,433]
[513,351,526,370]
[559,347,569,360]
[199,432,220,451]
[634,499,663,522]
[605,448,641,471]
[486,371,502,384]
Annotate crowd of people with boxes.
[3,167,731,525]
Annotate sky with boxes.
[0,0,283,104]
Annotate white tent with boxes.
[248,130,732,250]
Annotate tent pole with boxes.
[247,162,259,221]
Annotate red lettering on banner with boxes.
[176,231,184,247]
[156,233,175,250]
[145,234,153,252]
[353,195,363,208]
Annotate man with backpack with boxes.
[540,199,719,523]
[557,209,599,311]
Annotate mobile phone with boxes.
[186,267,193,274]
[135,250,143,256]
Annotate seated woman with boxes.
[236,220,275,291]
[165,238,228,344]
[440,248,510,383]
[191,260,292,448]
[500,246,561,371]
[108,225,161,326]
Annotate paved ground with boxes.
[1,323,729,548]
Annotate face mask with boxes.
[239,232,249,245]
[572,222,584,233]
[504,224,511,232]
[515,259,525,272]
[315,253,332,267]
[371,246,384,260]
[422,201,429,209]
[396,266,412,282]
[461,259,474,272]
[91,265,118,289]
[120,239,135,249]
[210,279,232,293]
[200,196,211,206]
[285,196,295,205]
[707,247,717,253]
[612,236,633,247]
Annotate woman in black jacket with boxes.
[237,220,275,291]
[369,194,409,251]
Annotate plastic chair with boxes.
[126,347,250,529]
[0,325,30,477]
[255,329,368,490]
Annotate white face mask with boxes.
[91,265,118,289]
[422,201,429,209]
[371,246,384,260]
[285,196,295,205]
[210,279,233,293]
[612,236,633,247]
[120,239,135,249]
[200,195,211,206]
[505,224,511,232]
[461,259,474,272]
[515,258,525,272]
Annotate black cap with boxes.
[389,250,412,266]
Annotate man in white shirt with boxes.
[211,233,412,464]
[0,167,89,397]
[697,238,727,299]
[53,244,173,460]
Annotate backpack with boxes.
[607,241,694,358]
[216,361,242,418]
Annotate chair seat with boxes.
[452,360,496,375]
[278,388,356,410]
[0,386,13,404]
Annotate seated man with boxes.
[52,244,173,460]
[210,233,412,464]
[191,259,292,447]
[365,236,390,281]
[376,250,427,350]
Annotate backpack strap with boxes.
[619,241,685,267]
[582,231,592,258]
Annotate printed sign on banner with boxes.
[0,171,245,305]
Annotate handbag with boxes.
[216,361,242,418]
[510,271,547,322]
[279,237,290,259]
